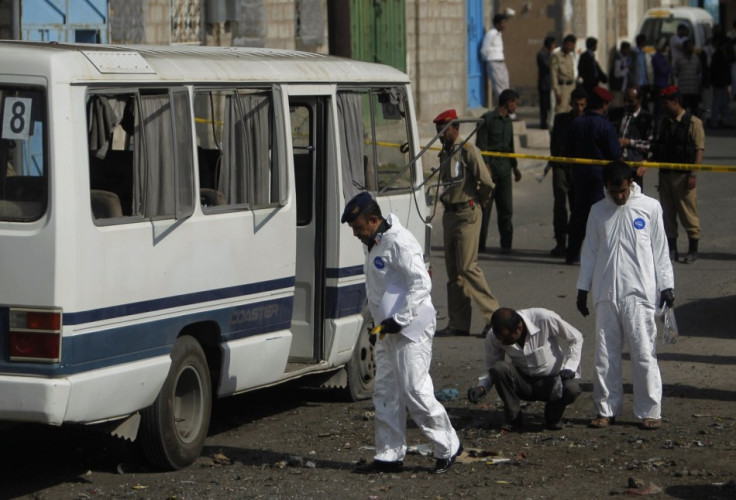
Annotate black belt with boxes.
[443,200,477,212]
[558,80,573,85]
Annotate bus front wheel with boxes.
[139,336,212,470]
[345,315,376,401]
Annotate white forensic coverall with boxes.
[577,182,674,420]
[365,214,460,462]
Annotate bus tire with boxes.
[345,316,376,401]
[139,336,212,470]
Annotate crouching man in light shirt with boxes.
[467,307,583,431]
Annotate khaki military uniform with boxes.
[551,49,577,114]
[439,137,499,331]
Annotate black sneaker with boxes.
[435,326,470,337]
[546,420,564,431]
[550,244,566,257]
[501,412,524,432]
[430,443,463,474]
[353,459,403,474]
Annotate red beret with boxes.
[433,109,458,124]
[592,86,612,103]
[660,85,680,98]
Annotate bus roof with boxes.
[0,41,410,85]
[643,7,713,23]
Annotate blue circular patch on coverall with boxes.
[633,217,646,230]
[374,256,385,269]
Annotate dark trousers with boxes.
[479,173,513,250]
[683,94,701,116]
[552,164,573,245]
[566,168,605,262]
[539,87,551,128]
[490,361,581,424]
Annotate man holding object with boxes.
[343,192,462,474]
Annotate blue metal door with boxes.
[21,0,108,43]
[466,0,485,108]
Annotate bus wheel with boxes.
[345,316,376,401]
[140,336,212,470]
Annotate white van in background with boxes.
[637,7,714,52]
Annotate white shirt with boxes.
[480,28,504,62]
[365,214,435,341]
[477,308,584,390]
[577,182,674,306]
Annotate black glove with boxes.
[659,288,675,309]
[467,386,486,404]
[559,369,576,380]
[576,289,589,317]
[380,317,402,334]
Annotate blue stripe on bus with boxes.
[63,276,297,325]
[0,269,367,376]
[325,282,366,318]
[325,265,364,278]
[0,296,294,376]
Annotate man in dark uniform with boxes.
[548,87,588,257]
[578,37,608,96]
[651,86,704,264]
[433,109,499,337]
[608,85,654,188]
[476,89,522,254]
[537,35,556,130]
[564,86,622,264]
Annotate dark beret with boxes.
[341,191,373,224]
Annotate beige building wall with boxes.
[144,0,174,45]
[264,0,295,49]
[406,0,467,122]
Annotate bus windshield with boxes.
[0,87,47,221]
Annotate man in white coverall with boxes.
[343,192,462,474]
[467,307,583,431]
[576,160,674,430]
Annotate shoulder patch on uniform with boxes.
[374,256,385,269]
[633,217,646,230]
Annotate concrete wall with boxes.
[406,0,467,121]
[0,1,12,40]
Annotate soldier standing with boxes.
[433,109,499,337]
[551,34,578,115]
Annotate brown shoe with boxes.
[641,418,662,430]
[588,415,615,428]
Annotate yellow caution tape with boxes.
[371,139,736,173]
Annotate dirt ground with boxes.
[3,133,736,499]
[2,327,735,500]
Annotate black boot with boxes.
[667,237,678,263]
[683,238,699,264]
[500,233,512,254]
[550,237,566,257]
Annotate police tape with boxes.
[479,151,736,173]
[372,140,736,174]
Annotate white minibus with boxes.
[0,41,430,469]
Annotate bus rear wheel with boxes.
[139,336,212,470]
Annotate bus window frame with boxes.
[193,84,287,215]
[336,85,415,196]
[86,86,196,225]
[0,84,49,223]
